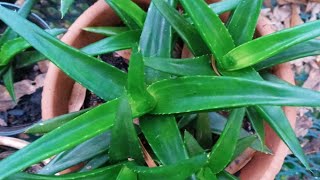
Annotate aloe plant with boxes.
[0,0,320,179]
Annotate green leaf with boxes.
[209,112,271,154]
[140,115,189,165]
[144,55,214,76]
[0,28,66,66]
[82,26,130,36]
[109,96,143,164]
[39,131,111,175]
[209,0,240,14]
[152,0,210,56]
[247,107,265,150]
[0,0,37,46]
[147,76,320,114]
[195,113,213,149]
[208,108,245,173]
[254,40,320,70]
[180,0,234,61]
[127,154,207,180]
[81,30,141,56]
[197,167,217,180]
[258,105,310,170]
[226,0,263,46]
[116,166,137,180]
[105,0,146,29]
[139,0,177,84]
[184,130,205,157]
[216,170,239,180]
[222,20,320,71]
[80,153,109,172]
[127,46,156,116]
[231,135,257,161]
[3,64,15,102]
[60,0,75,18]
[26,108,91,134]
[0,6,127,101]
[15,51,47,69]
[0,37,30,66]
[0,99,119,179]
[5,163,124,180]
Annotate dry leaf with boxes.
[295,116,313,137]
[68,83,86,112]
[37,60,50,73]
[0,136,29,149]
[0,118,7,127]
[0,74,45,111]
[302,68,320,91]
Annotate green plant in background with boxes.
[0,0,320,179]
[0,0,64,102]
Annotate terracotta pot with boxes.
[42,1,296,179]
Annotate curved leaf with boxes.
[208,108,245,173]
[80,153,109,172]
[247,107,265,149]
[81,30,141,56]
[147,76,320,114]
[0,28,66,66]
[6,163,123,180]
[254,40,320,70]
[0,99,119,179]
[184,130,205,157]
[222,20,320,71]
[26,108,91,134]
[226,0,263,46]
[197,167,217,180]
[152,0,210,56]
[0,0,37,45]
[127,46,156,116]
[105,0,146,29]
[231,135,257,161]
[139,0,177,84]
[15,51,47,69]
[109,96,143,164]
[3,64,15,101]
[127,154,207,180]
[60,0,75,18]
[209,0,240,14]
[0,6,127,101]
[39,131,111,175]
[82,26,129,36]
[180,0,234,61]
[144,55,214,76]
[116,166,137,180]
[195,113,213,149]
[140,115,189,165]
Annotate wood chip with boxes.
[0,136,29,149]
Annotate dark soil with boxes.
[0,88,42,127]
[82,53,128,109]
[0,64,43,134]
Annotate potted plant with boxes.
[0,0,320,179]
[0,1,65,136]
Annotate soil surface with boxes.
[82,53,128,109]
